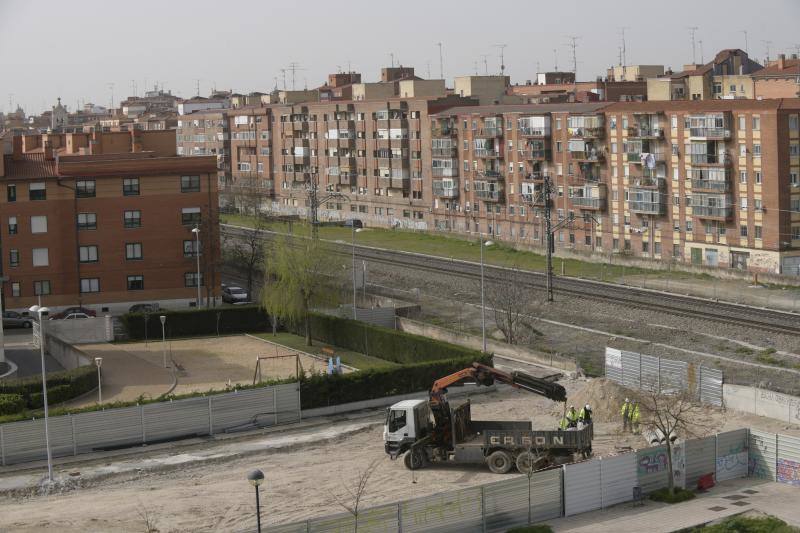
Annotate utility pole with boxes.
[687,27,699,64]
[493,44,508,76]
[437,42,444,80]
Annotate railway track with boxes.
[222,224,800,337]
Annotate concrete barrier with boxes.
[724,384,800,425]
[45,334,92,370]
[45,316,114,344]
[397,317,576,372]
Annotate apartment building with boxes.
[0,130,220,312]
[177,110,231,188]
[752,54,800,99]
[425,99,800,274]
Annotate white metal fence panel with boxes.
[685,436,716,488]
[267,523,308,533]
[658,359,688,392]
[777,434,800,486]
[600,452,637,508]
[528,467,563,523]
[699,367,723,406]
[74,406,144,453]
[716,429,748,482]
[749,429,777,480]
[0,416,73,464]
[275,383,302,424]
[483,476,530,532]
[605,347,623,384]
[564,459,602,516]
[621,351,640,390]
[636,445,669,493]
[639,354,660,392]
[307,504,398,532]
[399,486,483,533]
[142,397,211,442]
[210,387,277,432]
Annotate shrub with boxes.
[0,394,25,415]
[649,487,696,504]
[507,526,554,533]
[121,305,270,339]
[699,514,797,532]
[290,312,484,364]
[0,365,97,412]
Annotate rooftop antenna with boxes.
[740,30,749,55]
[389,53,395,68]
[553,49,558,71]
[130,79,137,98]
[493,44,508,75]
[194,78,201,97]
[618,46,623,67]
[762,40,773,63]
[426,60,431,79]
[107,82,115,109]
[473,60,478,75]
[481,54,490,75]
[566,36,580,77]
[619,26,629,66]
[304,78,308,90]
[336,65,342,74]
[280,69,287,90]
[437,42,444,79]
[273,77,278,91]
[699,40,704,64]
[536,60,540,74]
[687,26,699,64]
[287,62,305,91]
[347,59,352,72]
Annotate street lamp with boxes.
[159,315,167,368]
[29,304,53,482]
[191,227,201,307]
[94,357,103,403]
[248,469,265,533]
[351,227,362,320]
[480,239,494,353]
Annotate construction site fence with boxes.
[604,347,723,407]
[0,382,300,466]
[265,429,760,532]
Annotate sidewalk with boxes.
[549,478,800,532]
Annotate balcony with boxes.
[432,166,458,177]
[691,179,731,192]
[475,126,503,138]
[475,148,502,158]
[689,127,731,139]
[432,146,457,157]
[431,125,455,137]
[572,196,606,210]
[632,176,666,189]
[627,125,665,139]
[518,126,548,137]
[571,150,605,163]
[568,126,605,139]
[630,189,667,215]
[475,188,504,202]
[690,153,732,166]
[692,205,734,220]
[519,148,551,160]
[524,171,549,182]
[480,169,504,179]
[627,151,666,164]
[433,179,459,198]
[378,176,409,189]
[630,200,666,215]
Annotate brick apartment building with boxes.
[0,130,220,313]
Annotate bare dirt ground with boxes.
[2,379,799,533]
[80,336,327,401]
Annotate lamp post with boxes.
[94,357,103,403]
[29,305,53,482]
[159,315,167,368]
[191,227,201,307]
[479,238,493,353]
[351,226,361,320]
[248,469,265,533]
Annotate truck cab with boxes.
[383,399,431,458]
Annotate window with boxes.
[181,175,201,192]
[125,242,143,260]
[7,184,16,202]
[29,182,46,201]
[123,178,140,196]
[184,272,203,287]
[80,278,100,293]
[77,212,97,230]
[79,245,99,263]
[181,207,201,226]
[9,249,19,267]
[739,171,747,183]
[671,115,678,129]
[738,115,746,130]
[76,180,96,198]
[8,216,17,235]
[124,210,141,228]
[34,280,51,296]
[752,116,760,130]
[740,225,748,237]
[793,226,800,240]
[32,248,49,267]
[790,115,800,130]
[739,143,747,157]
[753,144,761,157]
[755,171,762,184]
[127,275,144,291]
[11,282,20,297]
[183,239,201,257]
[754,225,762,239]
[30,215,47,234]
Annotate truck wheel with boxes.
[404,449,424,470]
[516,451,540,473]
[487,450,513,474]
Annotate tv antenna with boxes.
[107,83,115,108]
[619,26,629,66]
[481,54,490,75]
[287,62,305,91]
[436,42,444,79]
[566,36,580,76]
[740,30,749,55]
[280,69,287,90]
[553,49,558,71]
[493,44,507,75]
[761,40,773,62]
[687,26,699,63]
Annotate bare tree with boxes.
[136,502,159,533]
[516,443,546,525]
[333,458,382,533]
[633,383,713,495]
[226,215,267,299]
[486,267,543,345]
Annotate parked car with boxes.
[2,311,33,329]
[343,219,364,229]
[63,313,91,320]
[129,303,160,314]
[222,286,249,303]
[49,307,97,320]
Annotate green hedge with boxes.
[121,305,270,339]
[291,312,485,365]
[299,354,493,409]
[0,394,25,416]
[0,365,98,411]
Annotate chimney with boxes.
[131,129,143,153]
[43,138,54,161]
[778,53,786,70]
[12,135,22,160]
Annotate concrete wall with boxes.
[397,317,576,372]
[724,384,800,425]
[352,83,395,101]
[45,316,114,344]
[45,333,92,370]
[398,79,446,98]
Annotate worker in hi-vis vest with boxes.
[621,398,632,432]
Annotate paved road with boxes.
[2,329,64,377]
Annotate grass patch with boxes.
[649,487,696,504]
[735,346,755,355]
[695,514,800,532]
[253,332,398,371]
[755,349,788,368]
[507,526,553,533]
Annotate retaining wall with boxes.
[724,384,800,425]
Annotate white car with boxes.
[222,286,249,303]
[63,312,91,320]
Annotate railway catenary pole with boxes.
[544,175,554,302]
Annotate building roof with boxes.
[751,59,800,78]
[605,98,800,113]
[431,102,610,117]
[2,153,58,178]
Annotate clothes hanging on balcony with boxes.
[646,153,656,169]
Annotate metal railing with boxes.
[572,196,606,210]
[630,200,666,214]
[689,127,731,138]
[475,189,504,201]
[692,179,731,192]
[691,205,734,218]
[690,153,732,165]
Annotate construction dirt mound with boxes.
[554,378,635,423]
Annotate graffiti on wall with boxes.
[777,458,800,486]
[637,449,668,475]
[716,452,748,476]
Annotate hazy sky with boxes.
[2,0,799,115]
